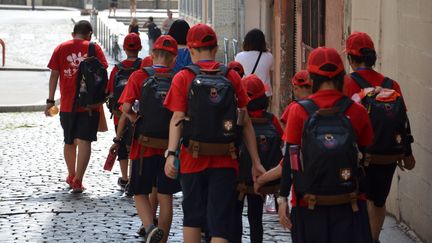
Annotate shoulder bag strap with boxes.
[251,51,263,74]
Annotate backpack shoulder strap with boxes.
[218,64,230,77]
[183,64,201,75]
[132,58,142,70]
[381,77,394,89]
[142,66,156,76]
[298,99,319,116]
[88,42,95,57]
[350,72,371,89]
[115,63,124,70]
[335,96,354,114]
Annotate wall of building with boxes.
[0,0,178,9]
[325,0,344,52]
[0,0,26,5]
[349,0,432,242]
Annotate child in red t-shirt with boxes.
[45,20,108,193]
[277,47,374,243]
[255,70,312,190]
[107,33,142,192]
[344,31,415,243]
[163,24,266,243]
[233,74,283,243]
[118,35,181,243]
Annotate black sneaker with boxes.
[145,225,164,243]
[137,225,146,237]
[124,182,133,197]
[117,178,128,191]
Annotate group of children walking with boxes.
[46,19,415,243]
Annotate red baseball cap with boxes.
[345,32,375,56]
[242,74,266,100]
[187,23,218,48]
[291,70,311,86]
[228,61,245,77]
[152,35,178,55]
[307,47,345,78]
[123,33,142,51]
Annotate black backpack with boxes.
[76,42,108,108]
[238,112,282,186]
[148,23,161,41]
[293,97,359,196]
[351,72,407,155]
[135,67,173,139]
[109,58,142,116]
[182,64,238,145]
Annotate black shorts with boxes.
[110,2,118,8]
[114,125,129,161]
[60,111,99,145]
[129,155,181,195]
[290,201,373,243]
[365,163,397,207]
[181,168,237,240]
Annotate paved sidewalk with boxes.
[0,111,288,242]
[0,111,421,242]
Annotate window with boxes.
[302,0,325,48]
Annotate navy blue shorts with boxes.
[181,168,237,240]
[129,155,181,195]
[60,111,99,145]
[290,201,373,243]
[365,163,397,207]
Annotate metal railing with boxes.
[91,14,121,61]
[0,38,5,67]
[223,38,240,65]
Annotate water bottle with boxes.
[48,105,59,116]
[132,99,140,113]
[103,150,117,171]
[264,195,277,214]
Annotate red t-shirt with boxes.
[108,59,140,125]
[118,67,172,160]
[280,101,298,141]
[163,61,250,174]
[47,39,108,112]
[284,89,374,207]
[343,69,403,98]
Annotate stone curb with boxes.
[0,67,49,72]
[0,5,78,11]
[0,101,59,113]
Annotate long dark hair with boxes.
[348,48,377,67]
[243,28,267,52]
[168,19,190,45]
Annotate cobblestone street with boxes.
[0,6,422,243]
[0,111,289,242]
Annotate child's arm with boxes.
[257,164,282,185]
[165,111,185,179]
